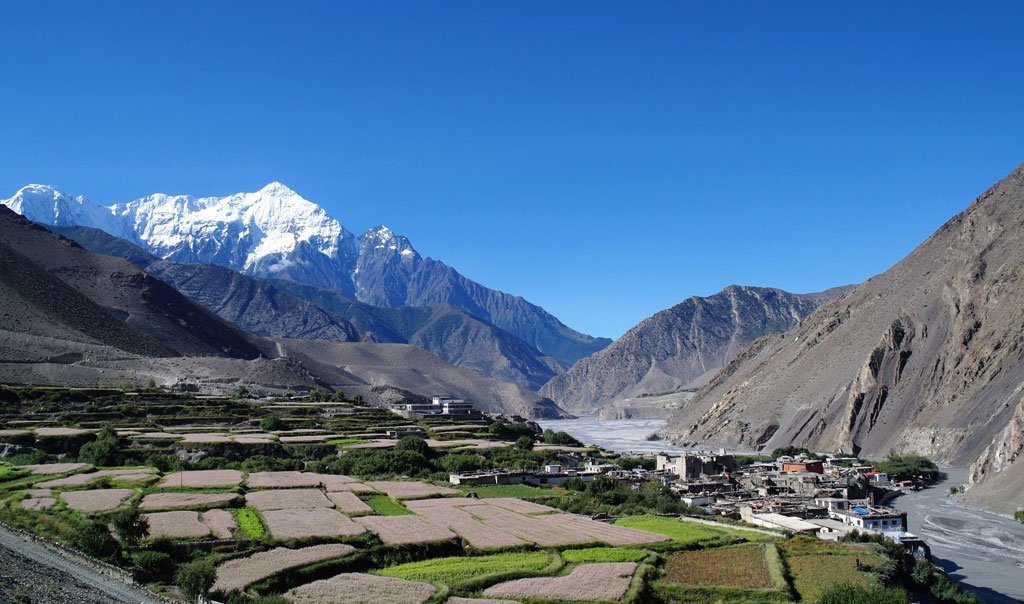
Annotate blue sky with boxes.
[1,2,1022,338]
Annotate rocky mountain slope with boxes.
[3,184,609,365]
[47,225,564,390]
[540,285,849,415]
[0,208,566,417]
[665,163,1024,513]
[0,206,263,360]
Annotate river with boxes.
[539,417,1024,603]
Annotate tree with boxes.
[175,559,216,599]
[515,436,535,451]
[395,436,431,457]
[78,424,121,467]
[75,519,119,558]
[132,550,174,582]
[260,415,285,431]
[110,506,149,547]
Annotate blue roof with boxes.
[852,506,870,515]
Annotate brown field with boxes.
[247,471,322,489]
[412,504,526,549]
[233,436,276,444]
[27,489,52,497]
[365,481,459,500]
[488,497,556,515]
[245,488,333,510]
[484,562,638,601]
[24,463,90,475]
[60,488,133,513]
[20,497,56,510]
[344,439,399,449]
[286,572,436,604]
[460,504,592,547]
[34,427,92,437]
[261,508,366,540]
[159,470,243,488]
[139,492,237,510]
[144,510,211,540]
[356,515,457,546]
[403,497,662,548]
[212,543,356,593]
[202,509,238,539]
[40,468,156,489]
[551,514,670,546]
[327,491,374,515]
[446,599,511,604]
[665,544,773,588]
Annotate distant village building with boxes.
[656,451,737,480]
[390,396,482,420]
[782,460,824,474]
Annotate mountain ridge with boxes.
[540,284,852,415]
[2,183,610,365]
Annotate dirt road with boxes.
[0,522,170,604]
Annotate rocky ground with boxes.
[0,524,166,604]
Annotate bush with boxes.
[110,506,149,547]
[394,436,432,457]
[77,424,121,466]
[75,520,119,558]
[514,436,534,451]
[132,550,174,582]
[542,429,581,446]
[175,558,216,599]
[819,583,910,604]
[260,415,286,431]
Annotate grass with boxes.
[665,543,774,589]
[454,484,555,499]
[364,495,412,516]
[787,555,878,600]
[614,516,724,544]
[375,551,556,587]
[0,464,29,483]
[561,547,648,563]
[232,507,267,539]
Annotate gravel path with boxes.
[0,523,170,604]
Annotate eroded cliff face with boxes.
[667,163,1024,507]
[966,395,1024,514]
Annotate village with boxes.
[449,442,932,559]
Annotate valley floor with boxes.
[892,468,1024,604]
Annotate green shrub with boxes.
[819,583,910,604]
[110,506,148,547]
[77,424,121,466]
[175,558,216,599]
[132,550,174,582]
[75,519,119,558]
[260,415,286,431]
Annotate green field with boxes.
[232,507,267,539]
[615,516,725,543]
[326,438,368,446]
[375,551,556,586]
[454,484,554,499]
[364,495,413,516]
[0,464,29,482]
[561,547,648,563]
[616,515,774,544]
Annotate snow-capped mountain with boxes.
[2,183,611,365]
